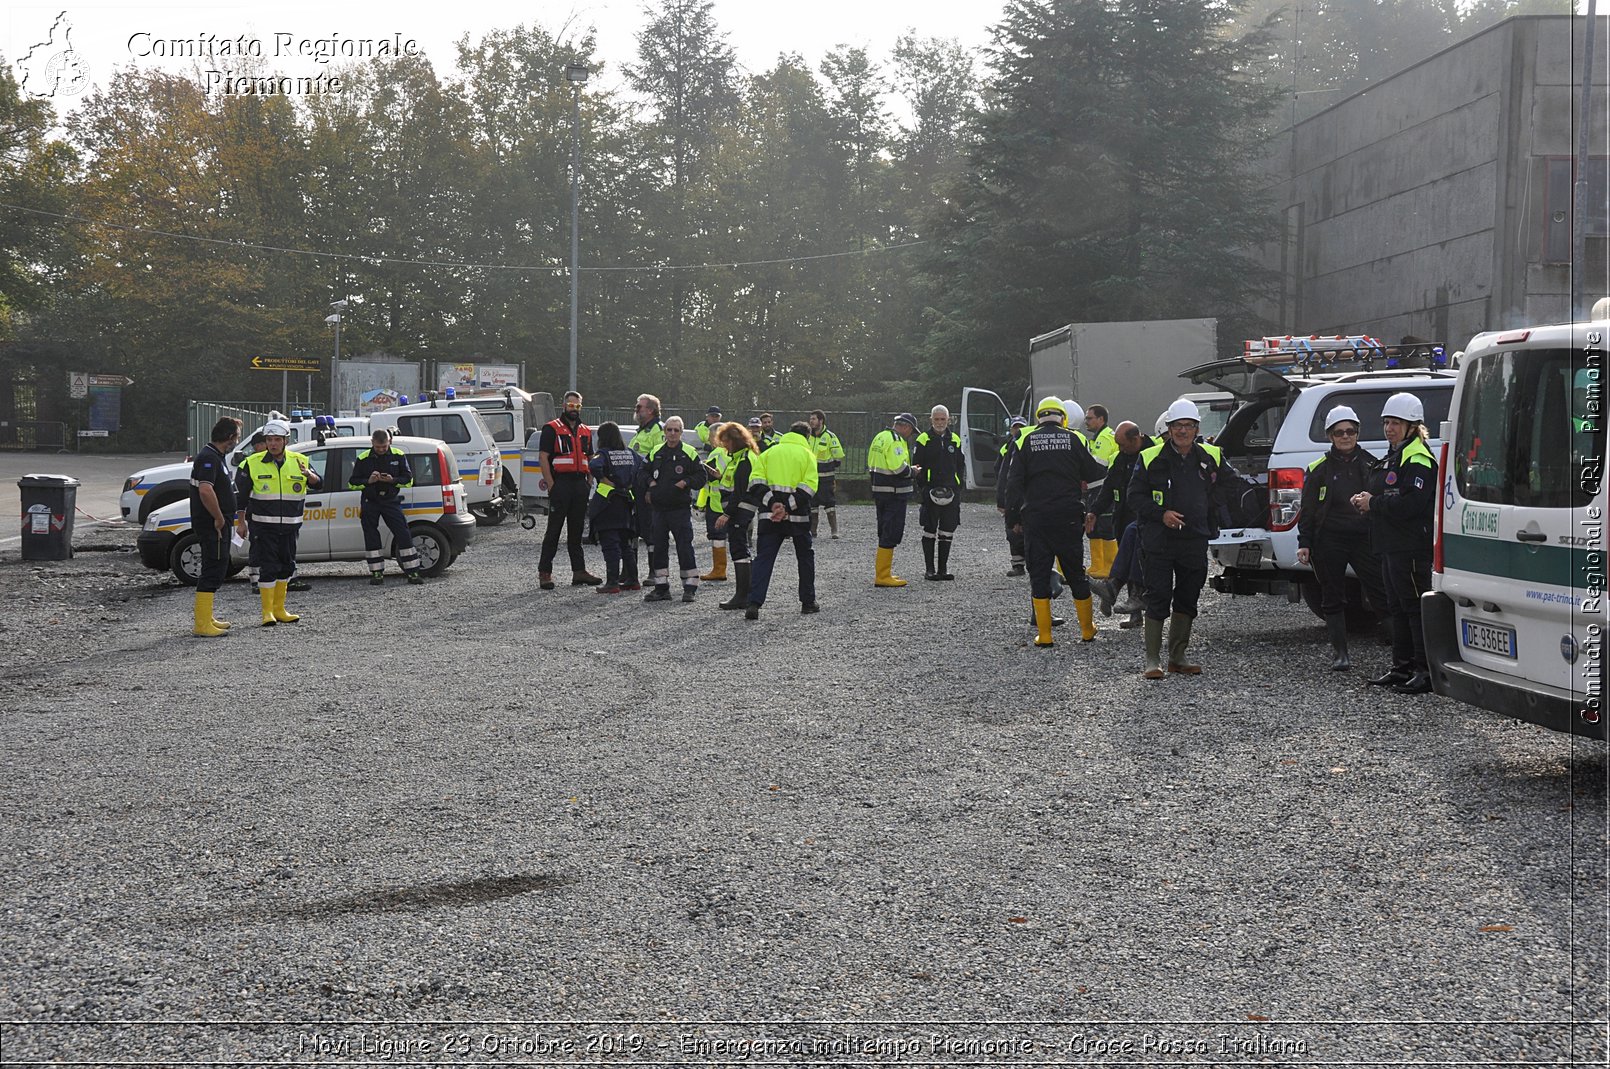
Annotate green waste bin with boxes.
[18,474,80,560]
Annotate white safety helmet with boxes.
[1063,400,1085,425]
[1380,392,1424,423]
[262,419,291,437]
[1162,398,1201,425]
[1324,405,1361,431]
[1034,396,1067,423]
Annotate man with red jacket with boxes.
[538,390,601,589]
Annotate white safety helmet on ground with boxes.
[1380,392,1424,423]
[262,419,291,437]
[1324,405,1361,431]
[1063,400,1085,425]
[1162,398,1201,425]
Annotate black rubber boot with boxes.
[936,539,953,579]
[1368,667,1412,687]
[1393,671,1433,694]
[720,562,750,610]
[1325,614,1351,671]
[922,537,937,579]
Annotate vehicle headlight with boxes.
[123,477,140,493]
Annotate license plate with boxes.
[1235,543,1264,568]
[1461,619,1517,659]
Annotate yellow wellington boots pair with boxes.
[192,592,228,638]
[1074,596,1097,642]
[700,546,728,582]
[259,583,300,625]
[874,547,907,587]
[1032,598,1055,647]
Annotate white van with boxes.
[445,387,555,492]
[369,401,505,523]
[1424,319,1606,739]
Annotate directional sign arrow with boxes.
[88,374,135,387]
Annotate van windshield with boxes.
[1455,348,1605,508]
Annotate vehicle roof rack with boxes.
[1243,334,1448,375]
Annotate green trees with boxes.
[915,0,1283,392]
[14,0,1526,443]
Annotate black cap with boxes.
[706,405,722,415]
[894,412,917,427]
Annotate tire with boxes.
[169,531,203,586]
[405,523,452,577]
[139,485,188,524]
[1299,576,1379,631]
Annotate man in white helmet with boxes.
[234,419,321,626]
[1296,404,1387,671]
[1127,398,1246,679]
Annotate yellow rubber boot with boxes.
[700,545,728,582]
[272,580,300,623]
[259,585,278,627]
[1033,598,1055,647]
[1075,596,1097,642]
[210,594,232,630]
[874,547,907,588]
[1087,539,1113,579]
[193,592,227,637]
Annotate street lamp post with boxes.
[326,299,347,414]
[566,62,589,395]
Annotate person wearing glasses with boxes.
[1296,405,1386,672]
[537,390,601,590]
[1128,398,1246,679]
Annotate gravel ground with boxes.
[0,503,1605,1066]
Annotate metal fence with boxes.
[186,401,290,455]
[0,420,68,451]
[591,408,892,476]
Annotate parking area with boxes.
[0,507,1604,1064]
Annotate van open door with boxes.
[959,387,1015,490]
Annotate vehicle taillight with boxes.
[439,449,458,514]
[1433,440,1449,573]
[1268,468,1303,531]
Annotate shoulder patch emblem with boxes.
[1384,472,1398,486]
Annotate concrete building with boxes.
[1260,15,1609,347]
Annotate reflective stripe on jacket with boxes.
[867,429,913,494]
[238,449,315,525]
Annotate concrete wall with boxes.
[1258,16,1609,348]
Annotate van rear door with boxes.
[959,388,1015,490]
[1441,342,1603,706]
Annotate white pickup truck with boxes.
[1185,342,1456,625]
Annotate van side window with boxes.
[1455,348,1605,508]
[396,414,470,445]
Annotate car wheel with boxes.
[405,524,451,576]
[139,487,187,524]
[169,532,203,586]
